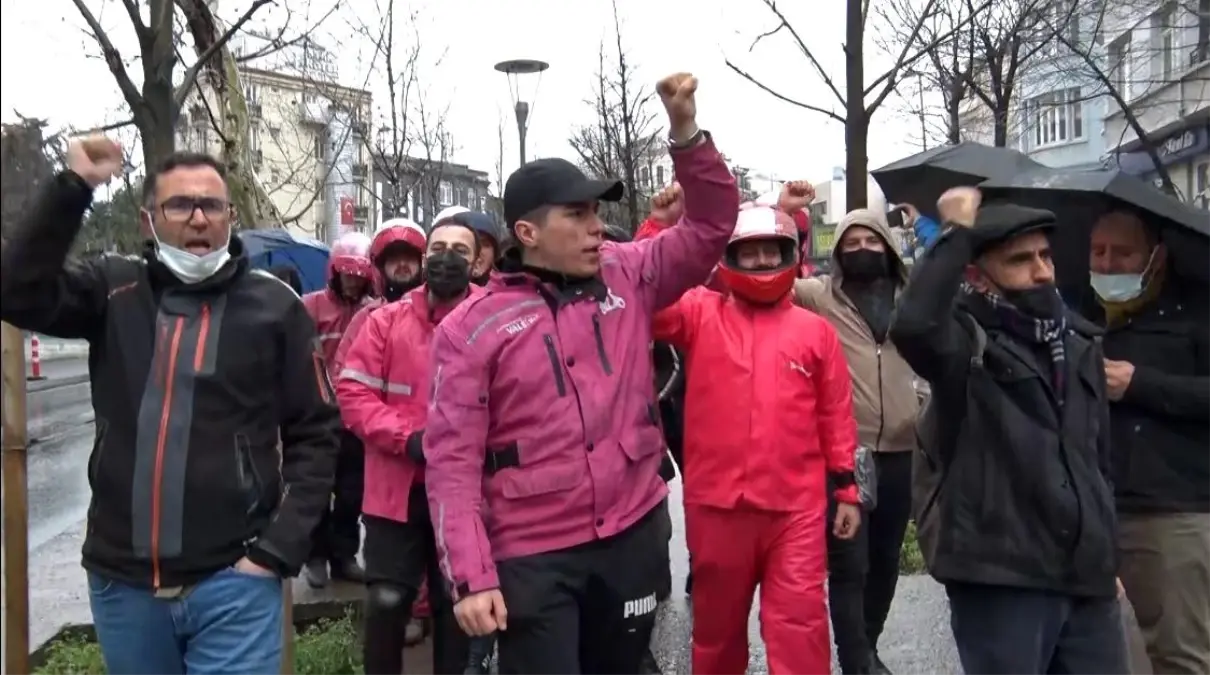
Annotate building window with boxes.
[1108,37,1134,101]
[640,166,651,188]
[1045,0,1079,55]
[1025,87,1084,148]
[656,165,665,186]
[245,84,260,104]
[250,124,261,152]
[1196,162,1209,211]
[439,180,453,206]
[1152,5,1180,80]
[313,132,325,160]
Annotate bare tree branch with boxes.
[173,0,274,108]
[723,60,846,123]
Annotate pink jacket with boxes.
[425,137,739,599]
[301,289,372,380]
[336,286,481,523]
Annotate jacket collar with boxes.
[142,235,248,293]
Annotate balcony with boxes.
[351,163,368,180]
[299,97,329,126]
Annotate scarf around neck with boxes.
[962,281,1069,403]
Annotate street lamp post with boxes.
[494,59,549,167]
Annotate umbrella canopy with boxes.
[873,142,1047,219]
[238,229,331,294]
[980,167,1210,305]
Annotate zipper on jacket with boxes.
[874,345,886,452]
[152,316,186,589]
[591,315,614,375]
[542,335,568,397]
[193,302,211,372]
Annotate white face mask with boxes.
[150,225,232,284]
[1089,248,1156,303]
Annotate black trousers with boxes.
[947,582,1128,674]
[362,486,471,675]
[826,451,913,673]
[309,429,363,562]
[496,505,669,674]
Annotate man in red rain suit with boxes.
[653,200,863,675]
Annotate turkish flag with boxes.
[340,196,355,225]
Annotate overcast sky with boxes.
[0,0,925,192]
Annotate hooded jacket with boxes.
[424,136,739,600]
[336,285,482,523]
[792,209,921,454]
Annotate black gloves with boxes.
[405,430,425,465]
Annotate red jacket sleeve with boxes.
[335,309,414,455]
[812,321,861,505]
[634,217,671,242]
[653,287,708,350]
[425,323,498,600]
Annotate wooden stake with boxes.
[1,322,31,675]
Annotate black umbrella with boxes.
[872,142,1046,219]
[980,166,1210,301]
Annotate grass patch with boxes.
[33,614,363,675]
[899,519,926,575]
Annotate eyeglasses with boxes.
[159,196,232,222]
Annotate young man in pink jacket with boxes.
[424,72,739,673]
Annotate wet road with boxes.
[10,356,96,550]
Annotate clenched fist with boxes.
[777,180,816,214]
[67,135,125,188]
[454,589,508,637]
[656,72,698,143]
[937,187,981,228]
[649,182,684,225]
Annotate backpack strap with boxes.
[958,312,987,369]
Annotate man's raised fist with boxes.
[67,135,124,189]
[649,182,684,225]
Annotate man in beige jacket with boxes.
[789,205,921,675]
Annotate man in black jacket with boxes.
[0,137,341,674]
[1088,210,1210,674]
[889,187,1125,674]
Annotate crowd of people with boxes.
[0,67,1206,675]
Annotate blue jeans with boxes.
[87,567,283,675]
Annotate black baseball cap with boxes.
[503,158,624,229]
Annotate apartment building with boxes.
[955,2,1111,170]
[1102,0,1209,208]
[373,158,492,227]
[954,0,1209,207]
[178,38,377,242]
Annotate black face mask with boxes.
[426,251,471,301]
[838,249,889,281]
[1003,283,1065,321]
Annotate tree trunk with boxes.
[176,0,279,228]
[993,108,1008,147]
[844,0,869,210]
